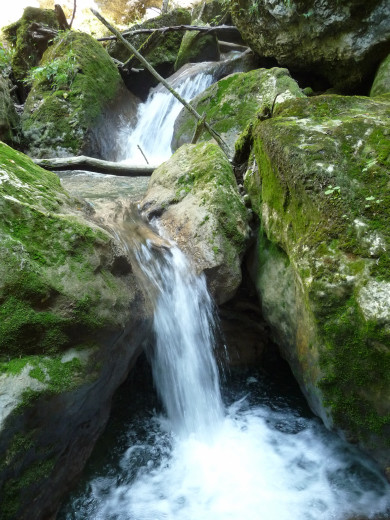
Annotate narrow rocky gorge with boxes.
[0,1,389,518]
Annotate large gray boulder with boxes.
[231,0,390,92]
[244,93,390,475]
[140,142,250,304]
[0,142,148,520]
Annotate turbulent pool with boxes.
[58,244,390,520]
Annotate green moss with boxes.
[3,7,59,82]
[0,457,56,520]
[173,67,304,151]
[318,295,390,438]
[22,30,122,156]
[0,297,68,357]
[174,20,219,71]
[108,8,191,67]
[0,143,128,362]
[370,53,390,97]
[249,93,390,443]
[0,141,66,209]
[252,95,390,278]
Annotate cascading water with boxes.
[134,242,224,438]
[59,235,390,520]
[115,67,214,166]
[58,56,390,520]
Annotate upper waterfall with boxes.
[115,66,214,166]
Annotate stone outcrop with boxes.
[21,31,127,158]
[140,142,250,304]
[0,142,148,520]
[107,8,191,96]
[174,20,220,72]
[2,7,60,84]
[172,67,305,157]
[231,0,390,92]
[0,75,19,146]
[244,93,390,474]
[371,54,390,97]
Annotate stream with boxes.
[58,60,390,520]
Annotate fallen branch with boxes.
[91,8,230,158]
[218,40,248,52]
[97,24,241,42]
[33,155,154,176]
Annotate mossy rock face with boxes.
[0,142,147,519]
[21,31,123,158]
[371,53,390,97]
[2,7,59,83]
[174,20,220,72]
[107,8,191,76]
[245,94,390,472]
[191,0,232,25]
[231,0,390,92]
[172,67,305,157]
[140,142,250,304]
[0,76,20,146]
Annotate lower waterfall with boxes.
[58,240,390,520]
[135,242,224,438]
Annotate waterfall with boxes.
[134,241,224,438]
[58,61,390,520]
[59,227,390,520]
[116,68,214,166]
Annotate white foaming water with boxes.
[116,70,214,166]
[62,384,390,520]
[135,243,224,438]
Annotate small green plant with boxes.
[25,49,78,91]
[365,195,382,208]
[324,185,341,196]
[249,0,260,18]
[362,158,378,172]
[0,42,13,72]
[302,9,314,18]
[200,215,210,226]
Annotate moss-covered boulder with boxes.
[21,31,125,158]
[2,7,59,83]
[244,94,390,473]
[371,54,390,97]
[174,20,220,72]
[231,0,390,92]
[107,8,191,79]
[140,142,250,304]
[0,142,147,520]
[172,67,305,157]
[0,76,19,146]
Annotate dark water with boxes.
[58,355,390,520]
